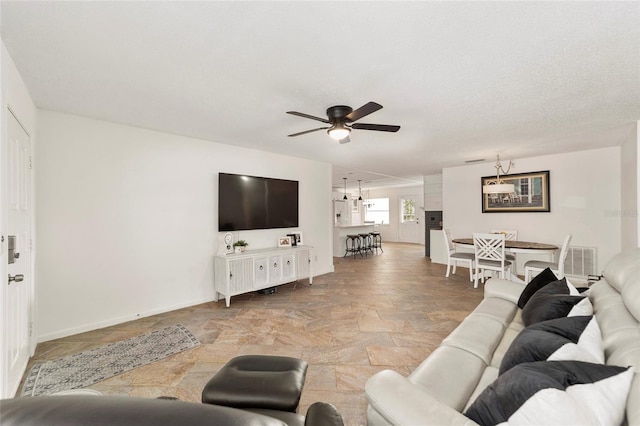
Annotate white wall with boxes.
[36,111,333,341]
[443,147,622,272]
[366,185,424,244]
[620,122,639,249]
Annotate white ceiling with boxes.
[2,1,639,191]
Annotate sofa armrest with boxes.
[483,278,524,304]
[365,370,478,426]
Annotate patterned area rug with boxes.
[21,324,200,396]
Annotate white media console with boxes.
[214,245,313,307]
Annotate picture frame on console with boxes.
[482,170,550,213]
[292,232,303,246]
[278,236,292,247]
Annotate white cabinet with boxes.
[296,250,311,279]
[268,255,283,285]
[254,258,269,288]
[214,245,313,307]
[282,254,296,282]
[429,229,447,264]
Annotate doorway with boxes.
[398,195,423,244]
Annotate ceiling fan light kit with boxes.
[328,125,350,141]
[287,101,400,143]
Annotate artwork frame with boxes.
[352,197,359,213]
[291,232,303,246]
[278,236,292,247]
[482,170,550,213]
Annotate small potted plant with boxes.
[233,240,248,253]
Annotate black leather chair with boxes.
[0,395,344,426]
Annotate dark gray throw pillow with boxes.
[465,361,633,426]
[499,315,604,375]
[520,293,591,327]
[520,278,592,327]
[517,267,558,309]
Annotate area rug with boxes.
[21,324,200,396]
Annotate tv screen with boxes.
[218,173,299,231]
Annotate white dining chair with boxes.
[473,232,512,289]
[524,235,572,283]
[443,229,475,282]
[491,229,518,262]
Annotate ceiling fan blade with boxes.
[345,101,383,122]
[286,111,330,124]
[287,127,329,137]
[351,123,400,132]
[339,135,351,144]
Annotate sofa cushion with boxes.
[464,361,634,426]
[409,346,487,412]
[517,267,558,308]
[521,279,592,327]
[499,316,604,375]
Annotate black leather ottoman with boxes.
[202,355,309,413]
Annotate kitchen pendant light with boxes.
[358,180,363,201]
[343,177,348,200]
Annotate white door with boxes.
[2,110,33,397]
[398,195,423,244]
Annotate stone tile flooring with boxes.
[21,242,483,425]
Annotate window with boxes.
[401,198,416,222]
[519,178,529,196]
[364,198,389,225]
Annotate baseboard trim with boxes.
[36,295,217,343]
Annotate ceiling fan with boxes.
[286,101,400,144]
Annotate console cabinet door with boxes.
[269,255,283,284]
[254,257,269,288]
[282,254,296,281]
[229,258,254,293]
[296,249,311,280]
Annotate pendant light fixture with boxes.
[482,155,515,194]
[358,180,363,201]
[343,177,348,200]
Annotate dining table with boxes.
[452,238,558,283]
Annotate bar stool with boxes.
[344,235,361,257]
[359,233,373,256]
[371,232,383,254]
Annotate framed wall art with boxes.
[482,170,550,213]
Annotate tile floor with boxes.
[21,242,484,426]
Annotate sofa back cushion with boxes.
[602,248,640,294]
[591,249,640,426]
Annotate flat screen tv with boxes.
[218,173,299,231]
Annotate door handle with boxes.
[8,274,24,284]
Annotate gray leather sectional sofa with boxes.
[366,248,640,425]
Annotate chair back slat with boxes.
[443,229,455,251]
[473,233,506,263]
